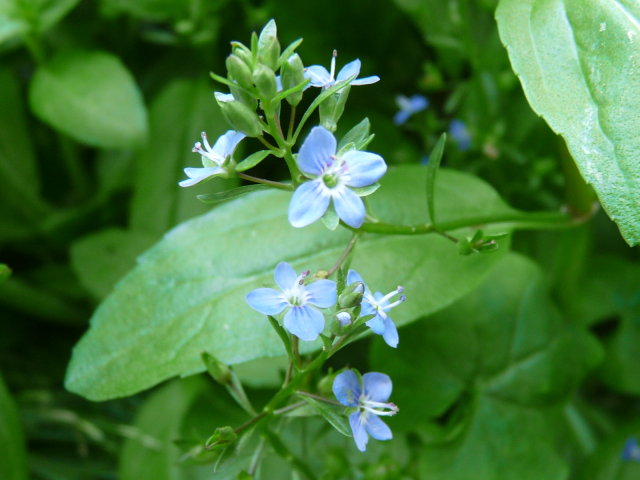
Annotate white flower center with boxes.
[284,272,310,306]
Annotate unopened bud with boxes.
[253,63,278,100]
[216,94,263,137]
[201,352,232,385]
[338,281,364,308]
[257,19,280,71]
[281,53,305,106]
[205,426,237,449]
[232,42,254,67]
[226,54,253,90]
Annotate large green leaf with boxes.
[0,373,28,480]
[371,253,602,480]
[130,76,235,235]
[29,50,147,149]
[65,166,515,400]
[496,0,640,245]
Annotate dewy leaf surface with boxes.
[29,50,147,149]
[65,166,514,400]
[496,0,640,245]
[371,253,602,480]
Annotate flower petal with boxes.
[178,167,225,187]
[297,126,336,176]
[393,109,411,126]
[342,151,387,187]
[365,312,386,335]
[304,65,332,87]
[333,370,361,407]
[336,59,361,82]
[346,269,364,286]
[349,412,369,452]
[283,305,325,341]
[214,91,234,102]
[306,279,337,308]
[364,415,392,441]
[350,75,380,86]
[274,262,297,291]
[382,316,399,348]
[288,180,330,228]
[362,372,392,402]
[332,187,365,228]
[245,288,288,315]
[213,130,246,158]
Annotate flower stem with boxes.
[237,173,293,190]
[273,401,306,415]
[257,135,280,151]
[287,105,297,142]
[296,391,344,407]
[326,232,361,276]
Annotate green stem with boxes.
[257,135,280,151]
[326,232,361,276]
[296,391,343,407]
[351,210,581,236]
[287,105,297,141]
[237,173,293,191]
[273,401,306,416]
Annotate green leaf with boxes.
[29,50,147,149]
[0,373,28,480]
[0,0,80,46]
[297,394,351,437]
[130,77,237,235]
[235,150,271,172]
[338,117,372,151]
[197,184,272,205]
[496,0,640,245]
[425,132,446,225]
[65,166,514,400]
[371,253,602,480]
[70,228,156,299]
[0,265,10,283]
[578,420,640,480]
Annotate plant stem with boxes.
[273,401,306,415]
[287,105,297,141]
[257,135,280,151]
[237,173,293,190]
[326,232,361,276]
[296,391,343,407]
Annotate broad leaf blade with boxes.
[29,50,147,149]
[65,166,514,400]
[496,0,640,245]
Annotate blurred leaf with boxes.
[425,132,446,225]
[0,0,80,46]
[496,0,640,245]
[65,166,516,400]
[578,421,640,480]
[0,372,28,480]
[572,255,640,395]
[70,228,156,299]
[298,394,351,437]
[0,68,49,226]
[130,76,236,235]
[371,253,602,479]
[0,265,10,283]
[197,184,271,205]
[29,50,147,149]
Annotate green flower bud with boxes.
[252,63,277,100]
[281,53,305,106]
[215,93,263,137]
[338,281,364,308]
[205,426,237,450]
[201,352,232,385]
[228,84,257,110]
[319,86,351,132]
[232,42,254,67]
[257,19,281,71]
[226,54,253,90]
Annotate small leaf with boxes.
[297,394,351,437]
[425,133,446,225]
[338,118,371,150]
[29,50,147,149]
[235,150,271,172]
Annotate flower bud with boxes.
[338,281,364,308]
[205,426,237,449]
[281,53,305,106]
[319,86,351,132]
[216,93,263,138]
[232,43,254,67]
[201,351,232,385]
[257,19,281,71]
[252,63,278,100]
[226,54,253,90]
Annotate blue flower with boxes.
[333,370,398,452]
[393,94,429,125]
[305,51,379,89]
[179,130,245,187]
[449,119,471,151]
[347,270,405,348]
[245,262,336,341]
[622,437,640,462]
[288,126,387,228]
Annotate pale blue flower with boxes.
[245,262,336,341]
[179,130,245,187]
[347,270,405,348]
[393,94,429,125]
[305,51,379,89]
[449,119,471,151]
[622,437,640,462]
[333,370,398,452]
[288,126,387,228]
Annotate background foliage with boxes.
[1,0,639,478]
